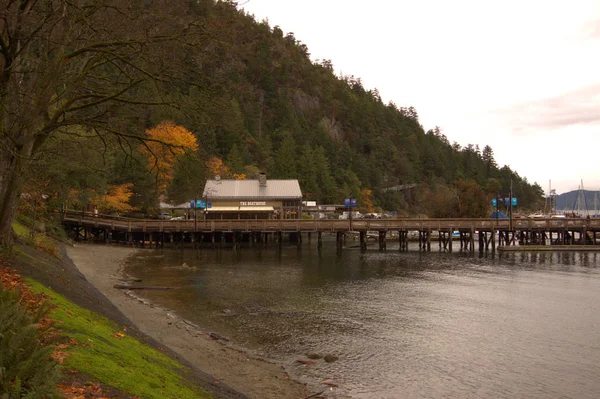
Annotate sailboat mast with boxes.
[576,179,588,217]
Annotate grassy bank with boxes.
[1,221,216,399]
[29,281,213,399]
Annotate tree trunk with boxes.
[0,140,33,247]
[0,167,22,247]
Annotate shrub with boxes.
[0,284,61,398]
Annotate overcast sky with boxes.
[240,0,600,195]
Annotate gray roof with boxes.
[202,179,302,199]
[159,201,191,209]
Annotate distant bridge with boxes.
[62,210,600,253]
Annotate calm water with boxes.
[124,240,600,398]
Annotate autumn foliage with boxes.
[140,121,199,194]
[205,157,247,180]
[0,263,52,314]
[67,183,135,214]
[205,156,230,178]
[360,189,374,213]
[102,184,135,213]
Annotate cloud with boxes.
[496,83,600,133]
[582,19,600,40]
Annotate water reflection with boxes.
[126,243,600,398]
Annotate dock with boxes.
[61,211,600,253]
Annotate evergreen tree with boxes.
[313,146,336,203]
[226,144,245,175]
[298,145,319,199]
[255,133,274,172]
[274,135,298,178]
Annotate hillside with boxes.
[1,0,545,235]
[555,190,600,211]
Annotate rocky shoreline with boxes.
[63,243,308,399]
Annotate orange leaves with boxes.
[0,264,52,313]
[57,382,108,399]
[140,121,198,194]
[57,380,142,398]
[360,189,374,213]
[205,157,247,180]
[52,346,70,365]
[205,156,230,178]
[103,183,135,213]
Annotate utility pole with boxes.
[345,196,355,231]
[495,192,500,227]
[509,180,513,233]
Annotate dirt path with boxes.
[66,244,307,399]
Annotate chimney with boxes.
[258,172,267,188]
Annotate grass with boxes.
[27,280,213,399]
[12,221,60,258]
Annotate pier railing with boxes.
[61,210,600,233]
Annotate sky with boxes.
[240,0,600,195]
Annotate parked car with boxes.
[158,213,171,220]
[340,211,363,219]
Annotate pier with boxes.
[62,211,600,253]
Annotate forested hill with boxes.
[555,190,600,211]
[11,0,544,221]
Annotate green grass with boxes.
[12,221,29,238]
[12,221,60,258]
[27,280,213,399]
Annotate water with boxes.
[124,240,600,398]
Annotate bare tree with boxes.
[0,0,208,246]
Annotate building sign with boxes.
[240,201,266,206]
[344,198,357,208]
[491,198,518,207]
[190,200,212,209]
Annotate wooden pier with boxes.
[62,211,600,253]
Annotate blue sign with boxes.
[492,197,518,207]
[190,200,211,209]
[344,198,357,208]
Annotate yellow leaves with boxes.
[233,173,246,180]
[68,184,135,213]
[103,183,134,213]
[140,121,198,194]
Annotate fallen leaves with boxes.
[57,382,108,399]
[0,263,52,313]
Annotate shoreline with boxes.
[66,244,307,399]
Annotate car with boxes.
[158,213,171,220]
[170,216,185,220]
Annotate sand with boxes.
[66,244,309,399]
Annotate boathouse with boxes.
[201,173,302,219]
